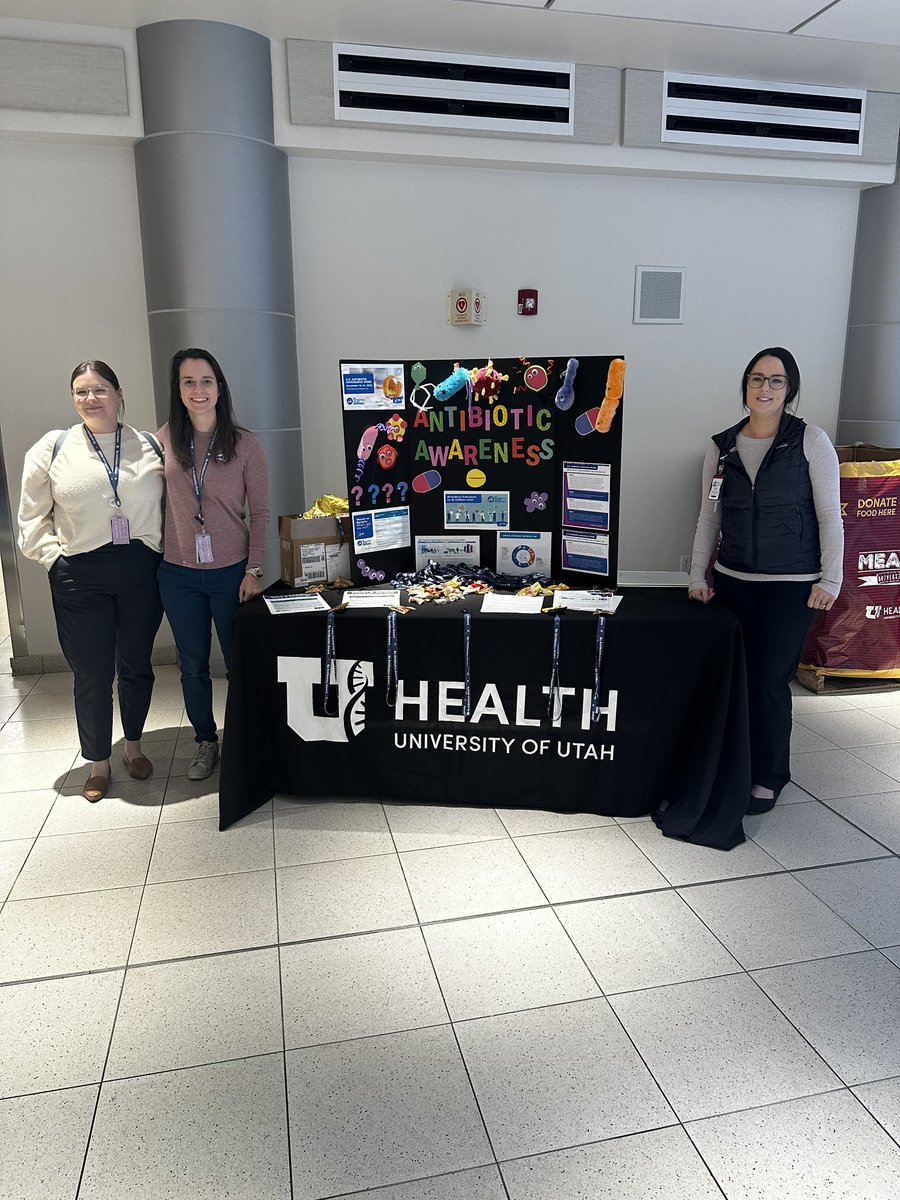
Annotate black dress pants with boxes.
[713,570,818,794]
[49,541,164,761]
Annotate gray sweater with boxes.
[689,424,844,598]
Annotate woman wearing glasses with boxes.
[18,361,165,801]
[157,349,269,781]
[688,347,843,814]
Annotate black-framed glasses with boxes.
[746,373,787,390]
[73,386,111,400]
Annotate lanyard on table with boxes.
[323,610,337,716]
[591,615,607,724]
[83,424,122,508]
[190,428,218,527]
[547,613,562,722]
[386,610,398,707]
[463,610,472,719]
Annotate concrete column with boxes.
[134,19,303,575]
[839,181,900,448]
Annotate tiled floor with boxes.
[1,622,900,1197]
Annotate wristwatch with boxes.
[245,567,264,578]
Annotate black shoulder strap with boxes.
[50,430,69,462]
[139,431,164,461]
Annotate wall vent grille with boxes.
[634,267,685,325]
[662,72,865,156]
[334,43,575,135]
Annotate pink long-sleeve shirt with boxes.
[158,425,270,571]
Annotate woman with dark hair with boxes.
[18,360,165,801]
[688,347,843,814]
[157,348,270,780]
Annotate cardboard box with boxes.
[279,514,350,587]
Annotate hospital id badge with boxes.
[110,515,130,544]
[195,533,214,564]
[707,475,724,502]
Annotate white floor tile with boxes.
[159,774,223,823]
[679,872,869,970]
[274,800,394,865]
[0,971,123,1098]
[287,1026,492,1199]
[501,1125,722,1200]
[423,907,600,1020]
[850,742,900,783]
[557,889,740,993]
[281,928,447,1048]
[753,951,900,1085]
[623,821,781,887]
[0,1084,98,1200]
[745,800,892,869]
[43,780,165,836]
[146,811,273,884]
[0,716,82,752]
[788,723,836,752]
[455,998,674,1160]
[852,1075,900,1144]
[277,855,416,942]
[335,1167,507,1200]
[795,857,900,947]
[400,840,546,922]
[130,869,277,963]
[0,838,34,903]
[513,825,668,902]
[791,748,900,800]
[106,947,282,1079]
[79,1055,290,1200]
[845,689,900,710]
[0,886,142,983]
[826,791,900,852]
[494,807,617,837]
[0,748,78,794]
[687,1090,900,1200]
[9,825,155,900]
[385,802,510,850]
[609,973,840,1121]
[794,708,900,747]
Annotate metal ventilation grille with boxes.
[334,43,574,135]
[662,72,866,156]
[634,267,685,325]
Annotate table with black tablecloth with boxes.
[219,588,751,849]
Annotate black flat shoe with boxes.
[747,791,778,815]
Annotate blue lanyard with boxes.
[190,428,218,526]
[386,610,398,707]
[547,614,562,722]
[591,615,607,723]
[323,611,337,716]
[463,610,472,718]
[83,424,122,508]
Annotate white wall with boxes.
[0,140,157,656]
[291,157,860,573]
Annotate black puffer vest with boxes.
[712,411,820,575]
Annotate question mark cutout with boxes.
[382,483,394,504]
[396,481,408,503]
[351,485,363,507]
[368,483,380,506]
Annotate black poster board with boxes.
[340,356,624,585]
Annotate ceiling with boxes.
[3,0,900,90]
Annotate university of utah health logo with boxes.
[277,656,373,743]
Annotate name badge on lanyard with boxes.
[708,451,727,503]
[84,424,130,544]
[191,429,218,564]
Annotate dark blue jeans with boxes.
[158,559,246,744]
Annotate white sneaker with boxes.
[187,740,220,780]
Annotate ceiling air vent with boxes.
[662,72,865,156]
[333,43,574,136]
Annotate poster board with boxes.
[340,356,624,585]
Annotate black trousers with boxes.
[49,541,164,761]
[713,570,818,793]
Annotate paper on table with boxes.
[264,593,330,615]
[343,589,402,608]
[554,591,623,613]
[480,592,545,614]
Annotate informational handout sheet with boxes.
[341,363,406,410]
[561,529,610,577]
[264,593,330,615]
[342,590,402,608]
[414,535,481,570]
[480,592,545,614]
[553,590,623,613]
[496,531,552,576]
[444,491,510,530]
[351,507,411,554]
[563,461,611,530]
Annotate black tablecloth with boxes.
[220,588,750,849]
